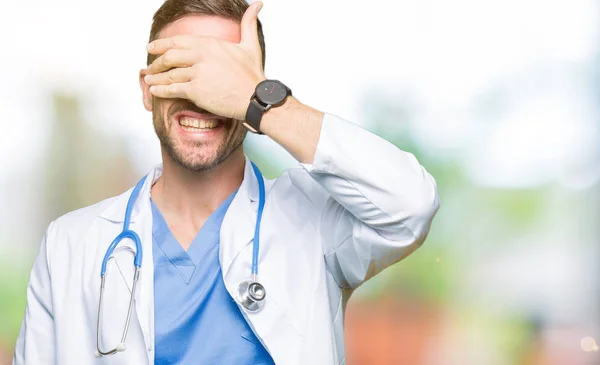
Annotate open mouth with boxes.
[174,111,224,132]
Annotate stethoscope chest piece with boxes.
[237,280,266,312]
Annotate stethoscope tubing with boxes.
[100,175,147,276]
[250,162,265,278]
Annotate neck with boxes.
[151,149,246,221]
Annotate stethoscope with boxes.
[95,162,267,357]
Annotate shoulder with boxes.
[45,189,131,246]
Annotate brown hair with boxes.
[147,0,266,68]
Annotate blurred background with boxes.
[1,0,599,364]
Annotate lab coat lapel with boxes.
[220,159,304,364]
[220,157,258,277]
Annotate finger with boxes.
[149,83,190,99]
[240,1,263,52]
[147,34,200,55]
[147,49,200,75]
[144,67,194,86]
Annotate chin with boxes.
[176,158,220,172]
[160,128,244,172]
[186,154,221,170]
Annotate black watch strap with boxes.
[244,98,266,134]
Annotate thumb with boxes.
[240,1,263,52]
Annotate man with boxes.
[13,0,439,364]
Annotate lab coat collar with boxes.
[98,156,259,224]
[97,154,262,301]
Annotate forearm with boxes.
[259,97,325,164]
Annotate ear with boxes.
[139,69,153,111]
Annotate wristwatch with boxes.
[244,79,292,134]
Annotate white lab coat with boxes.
[13,113,439,365]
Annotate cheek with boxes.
[153,99,173,123]
[232,124,248,143]
[152,97,162,116]
[228,122,243,138]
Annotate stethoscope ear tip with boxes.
[94,351,102,358]
[116,343,127,352]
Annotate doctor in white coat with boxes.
[13,0,439,364]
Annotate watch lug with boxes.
[242,122,260,134]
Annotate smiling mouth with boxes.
[168,101,226,133]
[178,116,221,132]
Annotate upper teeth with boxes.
[179,117,219,129]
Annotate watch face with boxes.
[255,80,288,105]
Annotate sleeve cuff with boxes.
[299,113,345,174]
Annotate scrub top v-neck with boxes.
[151,192,275,365]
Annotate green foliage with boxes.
[243,139,286,179]
[355,242,456,304]
[357,92,549,315]
[474,188,548,230]
[0,258,30,348]
[454,308,538,364]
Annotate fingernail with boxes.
[256,2,263,13]
[144,75,150,82]
[146,43,154,51]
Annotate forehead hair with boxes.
[146,0,266,68]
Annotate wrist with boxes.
[258,96,296,131]
[243,79,292,133]
[259,97,324,136]
[261,97,324,163]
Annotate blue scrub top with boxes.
[151,193,275,365]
